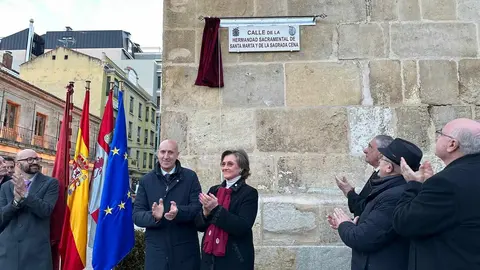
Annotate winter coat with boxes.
[195,178,258,270]
[339,174,409,270]
[393,153,480,270]
[133,160,202,270]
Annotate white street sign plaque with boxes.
[228,25,300,52]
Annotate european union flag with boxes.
[92,90,134,270]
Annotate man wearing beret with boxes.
[329,138,423,270]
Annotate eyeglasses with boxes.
[435,129,455,140]
[17,157,42,164]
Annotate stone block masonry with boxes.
[163,0,480,268]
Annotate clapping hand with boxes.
[327,208,358,230]
[400,157,434,183]
[12,171,26,201]
[199,193,219,216]
[164,201,178,220]
[327,214,339,229]
[152,198,164,221]
[335,176,354,197]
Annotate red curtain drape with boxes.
[195,17,224,88]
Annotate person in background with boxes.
[133,139,202,270]
[0,156,11,187]
[195,149,259,270]
[3,156,15,177]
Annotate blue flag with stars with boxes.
[92,90,134,270]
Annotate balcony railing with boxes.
[0,122,95,160]
[0,122,59,152]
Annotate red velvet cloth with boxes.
[203,187,232,256]
[195,17,224,88]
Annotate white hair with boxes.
[451,128,480,155]
[375,135,394,148]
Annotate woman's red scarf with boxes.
[203,187,233,256]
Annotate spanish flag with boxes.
[60,87,90,270]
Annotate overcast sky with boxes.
[0,0,163,49]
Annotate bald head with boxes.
[436,118,480,164]
[16,149,38,161]
[445,118,480,135]
[157,140,179,171]
[16,149,41,176]
[159,140,178,153]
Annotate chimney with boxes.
[25,19,34,62]
[66,26,73,31]
[2,51,13,69]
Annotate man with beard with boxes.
[0,149,59,270]
[0,156,12,187]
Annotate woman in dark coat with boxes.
[195,149,259,270]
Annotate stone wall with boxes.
[162,0,480,269]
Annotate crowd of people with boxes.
[133,117,480,270]
[330,118,480,270]
[0,117,479,270]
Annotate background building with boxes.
[162,1,480,268]
[116,48,162,149]
[0,66,100,175]
[18,47,157,182]
[0,20,44,72]
[1,25,163,151]
[43,28,141,61]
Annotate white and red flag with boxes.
[88,89,114,247]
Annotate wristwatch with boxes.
[12,199,20,208]
[12,198,24,208]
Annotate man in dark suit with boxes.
[393,118,480,270]
[133,139,202,270]
[336,135,393,216]
[329,138,421,270]
[0,149,59,270]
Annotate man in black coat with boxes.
[133,140,202,270]
[329,138,422,270]
[335,135,393,216]
[393,118,480,270]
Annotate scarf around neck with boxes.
[203,187,233,256]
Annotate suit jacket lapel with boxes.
[28,173,47,196]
